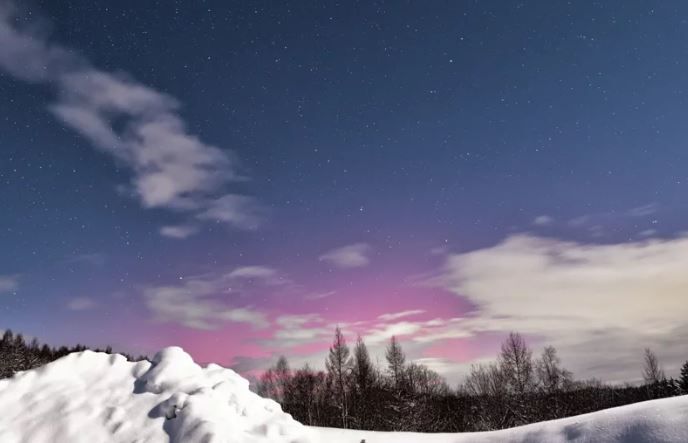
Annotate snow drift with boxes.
[0,347,686,443]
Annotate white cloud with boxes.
[0,275,18,294]
[628,203,658,217]
[438,234,688,381]
[0,3,262,233]
[195,195,264,230]
[378,309,425,321]
[319,243,371,268]
[411,326,472,343]
[271,327,329,343]
[260,314,330,348]
[144,273,268,330]
[226,266,285,286]
[160,225,199,239]
[67,297,96,311]
[276,313,322,329]
[228,266,276,279]
[364,321,422,345]
[533,215,554,226]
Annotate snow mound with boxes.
[0,347,686,443]
[0,347,307,443]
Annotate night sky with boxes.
[2,0,688,384]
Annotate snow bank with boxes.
[0,347,686,443]
[0,347,307,443]
[314,395,688,443]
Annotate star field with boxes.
[1,1,688,384]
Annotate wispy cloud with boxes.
[275,313,322,329]
[0,275,18,294]
[364,321,423,345]
[319,243,371,268]
[259,314,330,349]
[566,203,660,234]
[144,273,268,330]
[378,309,426,321]
[303,290,336,301]
[0,2,263,235]
[627,203,659,217]
[159,225,199,239]
[532,215,554,226]
[226,266,286,285]
[195,195,265,231]
[66,296,96,311]
[142,264,289,330]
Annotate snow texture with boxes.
[0,347,686,443]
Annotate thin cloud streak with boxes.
[319,243,372,268]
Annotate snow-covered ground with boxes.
[0,348,685,443]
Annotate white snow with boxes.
[0,347,686,443]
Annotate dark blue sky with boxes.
[1,1,687,383]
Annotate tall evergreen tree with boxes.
[385,335,405,388]
[353,336,373,392]
[326,326,352,428]
[679,360,688,394]
[352,335,374,428]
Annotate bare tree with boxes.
[274,356,291,402]
[288,364,321,425]
[406,362,448,395]
[257,368,279,401]
[464,363,497,397]
[497,332,536,426]
[499,332,535,395]
[462,362,509,430]
[642,348,665,384]
[536,346,572,393]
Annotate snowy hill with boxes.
[0,348,685,443]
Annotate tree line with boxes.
[0,329,146,379]
[257,328,688,432]
[1,327,686,432]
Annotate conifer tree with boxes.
[326,326,352,428]
[385,335,405,388]
[352,335,374,428]
[353,335,373,392]
[679,360,688,394]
